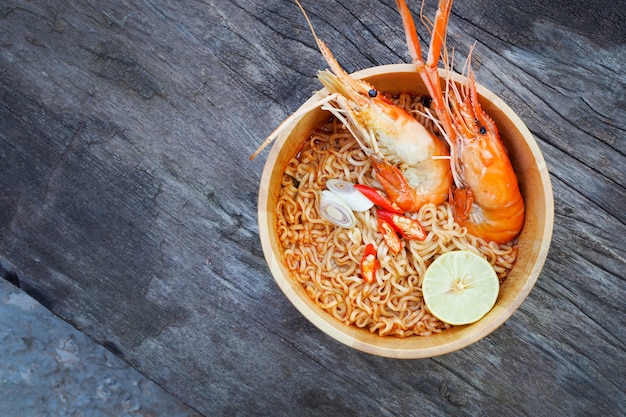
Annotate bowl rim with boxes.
[258,63,554,358]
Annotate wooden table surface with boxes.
[1,0,624,415]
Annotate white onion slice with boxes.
[320,190,357,228]
[326,179,374,212]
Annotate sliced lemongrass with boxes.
[326,179,374,212]
[320,190,357,228]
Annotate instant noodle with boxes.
[275,93,517,338]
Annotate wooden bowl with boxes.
[258,64,554,358]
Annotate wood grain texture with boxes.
[1,0,624,416]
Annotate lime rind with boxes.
[422,251,499,326]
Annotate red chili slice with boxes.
[353,184,404,214]
[377,210,427,241]
[360,243,379,283]
[378,218,402,254]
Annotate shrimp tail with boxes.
[449,186,473,221]
[373,160,416,212]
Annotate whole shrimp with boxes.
[252,0,452,213]
[396,0,525,244]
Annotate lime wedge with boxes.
[422,251,499,325]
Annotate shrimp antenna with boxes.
[252,0,369,160]
[296,0,368,95]
[295,0,319,47]
[420,0,434,39]
[250,94,337,160]
[251,0,331,160]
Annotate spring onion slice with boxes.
[326,179,374,212]
[320,190,357,228]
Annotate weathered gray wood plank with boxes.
[1,0,624,416]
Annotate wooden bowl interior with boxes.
[258,64,553,358]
